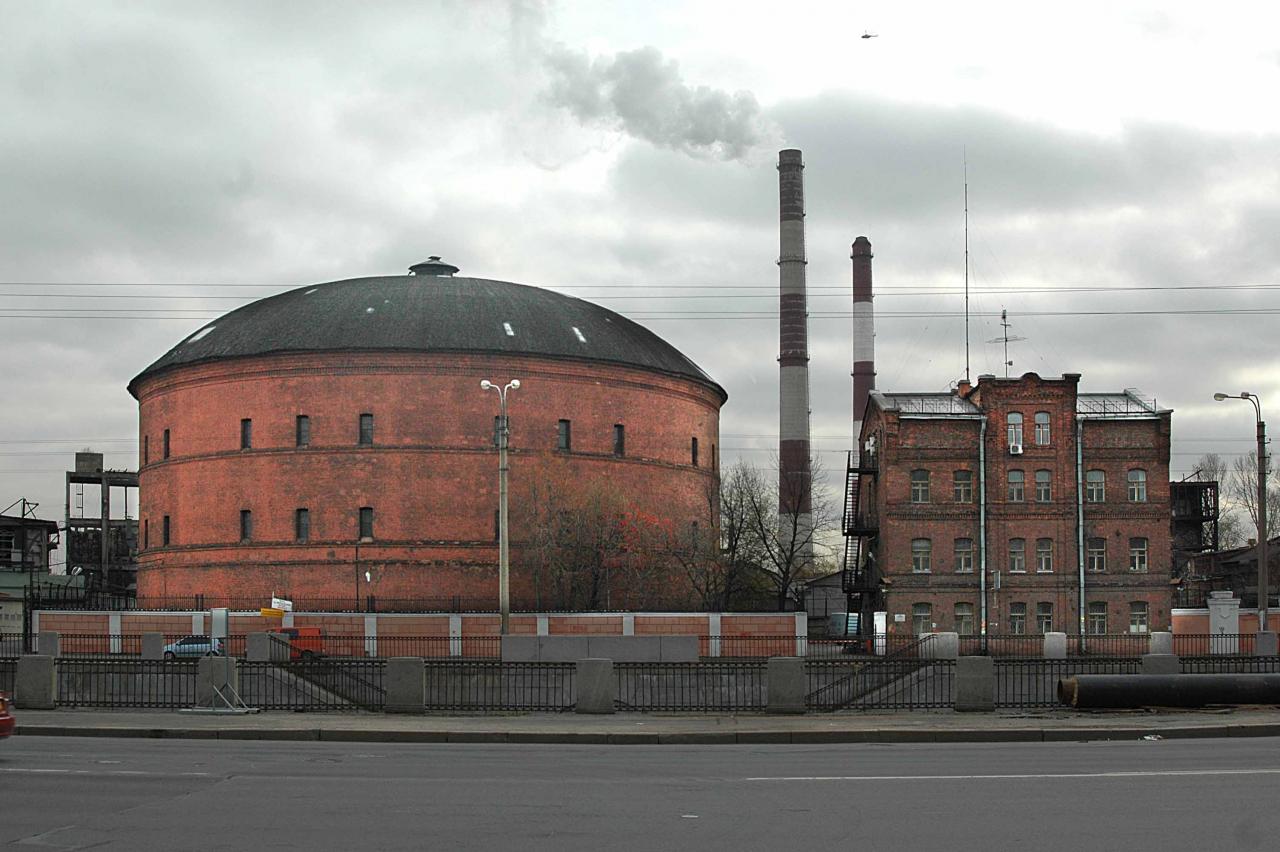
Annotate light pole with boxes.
[1214,391,1269,633]
[481,379,520,634]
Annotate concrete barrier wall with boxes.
[502,635,700,662]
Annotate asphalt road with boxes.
[3,735,1280,850]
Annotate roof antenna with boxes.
[963,149,970,385]
[987,309,1027,378]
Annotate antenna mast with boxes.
[964,150,970,384]
[987,309,1027,378]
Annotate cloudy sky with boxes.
[4,0,1279,557]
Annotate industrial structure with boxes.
[845,373,1175,639]
[64,452,139,595]
[776,149,813,570]
[0,502,60,633]
[128,258,725,608]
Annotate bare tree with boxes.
[1229,451,1280,544]
[739,457,835,610]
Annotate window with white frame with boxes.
[1086,470,1105,502]
[1087,602,1108,635]
[1129,537,1148,572]
[1034,411,1051,445]
[1009,602,1027,635]
[1127,469,1147,502]
[1036,538,1054,573]
[954,538,974,573]
[1009,538,1026,573]
[1008,469,1025,502]
[953,470,973,503]
[954,602,975,636]
[1036,601,1053,633]
[1129,601,1150,634]
[1007,412,1024,446]
[1035,469,1051,502]
[912,603,933,635]
[1087,538,1106,572]
[910,469,930,503]
[911,538,932,573]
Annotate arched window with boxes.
[1007,412,1024,446]
[1129,537,1149,572]
[911,538,932,573]
[1086,470,1105,502]
[954,538,974,573]
[1127,469,1147,502]
[1034,411,1051,445]
[1035,469,1051,502]
[1007,469,1025,502]
[953,470,973,503]
[912,603,933,635]
[910,469,930,503]
[1008,538,1026,573]
[1036,538,1054,573]
[954,603,975,636]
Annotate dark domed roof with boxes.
[128,269,726,401]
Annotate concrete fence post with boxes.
[385,657,426,714]
[141,633,166,660]
[1043,632,1067,659]
[921,632,959,660]
[15,655,56,709]
[766,656,806,714]
[954,656,994,712]
[1256,632,1279,657]
[575,659,616,714]
[1141,654,1180,675]
[1149,632,1173,656]
[195,656,239,708]
[36,631,60,658]
[246,633,273,662]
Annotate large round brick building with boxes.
[129,258,726,608]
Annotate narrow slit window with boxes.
[691,437,699,467]
[359,413,374,446]
[240,418,253,450]
[613,424,625,457]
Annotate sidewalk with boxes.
[14,707,1280,745]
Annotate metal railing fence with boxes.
[993,658,1141,708]
[614,661,766,711]
[238,659,386,711]
[1179,655,1280,674]
[55,658,199,708]
[1172,634,1257,656]
[423,661,575,711]
[0,632,27,656]
[0,657,15,695]
[806,659,954,711]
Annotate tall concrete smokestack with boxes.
[778,149,812,563]
[851,236,875,458]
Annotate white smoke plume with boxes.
[542,44,778,161]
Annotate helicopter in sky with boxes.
[861,31,878,39]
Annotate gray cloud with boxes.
[542,45,779,161]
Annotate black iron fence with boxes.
[615,661,766,711]
[0,632,26,656]
[238,659,386,711]
[423,661,576,711]
[55,658,199,709]
[1173,634,1257,656]
[993,658,1142,708]
[806,659,954,711]
[0,657,15,695]
[1179,655,1280,674]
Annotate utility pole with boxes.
[481,379,520,634]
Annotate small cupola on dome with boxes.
[409,256,460,277]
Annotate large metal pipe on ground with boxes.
[1060,674,1280,709]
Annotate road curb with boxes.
[16,722,1280,746]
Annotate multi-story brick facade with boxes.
[855,373,1171,638]
[128,261,725,607]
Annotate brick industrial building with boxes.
[846,372,1172,638]
[128,258,725,607]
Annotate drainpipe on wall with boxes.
[1076,416,1087,652]
[979,418,988,651]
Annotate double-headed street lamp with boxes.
[1214,391,1269,633]
[481,379,520,634]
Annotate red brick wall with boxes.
[132,350,721,603]
[867,374,1174,635]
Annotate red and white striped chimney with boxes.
[851,236,875,459]
[778,149,812,557]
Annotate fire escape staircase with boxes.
[840,450,878,595]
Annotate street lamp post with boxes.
[481,379,520,634]
[1214,391,1269,632]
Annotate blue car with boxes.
[163,635,224,659]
